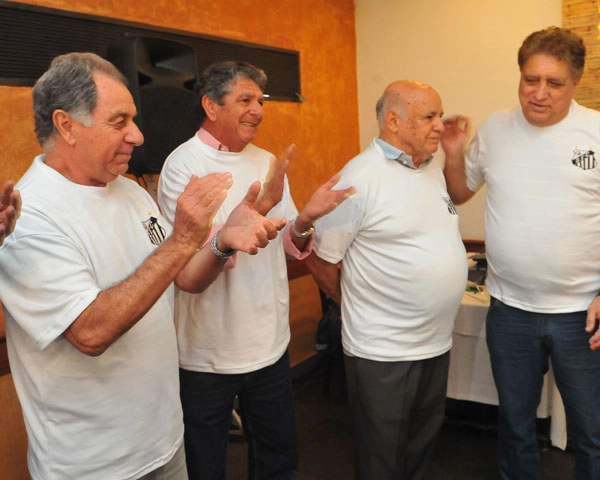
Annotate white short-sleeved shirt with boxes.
[158,137,298,373]
[0,156,183,480]
[313,139,467,362]
[465,101,600,312]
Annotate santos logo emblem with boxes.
[143,216,167,245]
[571,149,596,170]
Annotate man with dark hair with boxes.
[158,60,355,480]
[444,27,600,479]
[0,52,286,479]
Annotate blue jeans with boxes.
[179,350,298,480]
[486,297,600,480]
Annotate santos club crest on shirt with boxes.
[143,215,167,245]
[571,148,596,170]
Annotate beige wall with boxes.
[355,0,562,240]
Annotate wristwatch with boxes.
[291,220,315,238]
[211,230,236,258]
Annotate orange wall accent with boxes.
[1,0,359,367]
[0,0,360,208]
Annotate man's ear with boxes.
[52,110,77,146]
[386,109,400,133]
[202,95,219,122]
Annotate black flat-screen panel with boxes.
[0,0,301,102]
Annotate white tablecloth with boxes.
[447,289,567,449]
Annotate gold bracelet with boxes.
[291,219,315,238]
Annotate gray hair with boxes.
[518,26,586,82]
[375,88,405,129]
[194,60,267,125]
[32,52,127,148]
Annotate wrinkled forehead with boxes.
[93,72,137,116]
[405,87,442,114]
[227,76,263,95]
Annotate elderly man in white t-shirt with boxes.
[307,80,469,480]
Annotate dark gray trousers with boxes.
[344,352,450,480]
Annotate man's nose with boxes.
[126,121,144,146]
[249,100,264,116]
[532,83,549,99]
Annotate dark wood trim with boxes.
[0,339,9,377]
[287,259,310,281]
[463,239,485,252]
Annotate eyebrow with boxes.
[107,109,135,121]
[236,91,263,100]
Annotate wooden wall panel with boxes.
[288,273,323,367]
[563,0,600,110]
[0,374,29,480]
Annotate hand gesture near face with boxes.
[441,115,471,158]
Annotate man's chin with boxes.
[109,164,130,178]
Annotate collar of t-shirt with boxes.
[375,137,432,169]
[197,128,230,152]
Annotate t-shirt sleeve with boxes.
[0,230,100,350]
[313,192,363,265]
[465,131,486,193]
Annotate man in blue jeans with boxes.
[443,27,600,479]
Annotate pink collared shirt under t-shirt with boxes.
[196,128,312,263]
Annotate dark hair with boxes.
[194,60,267,124]
[518,26,586,81]
[32,52,127,148]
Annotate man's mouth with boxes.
[529,102,548,111]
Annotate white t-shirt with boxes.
[465,101,600,313]
[313,139,467,362]
[158,136,298,373]
[0,156,183,480]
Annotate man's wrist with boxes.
[291,217,315,238]
[211,230,236,258]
